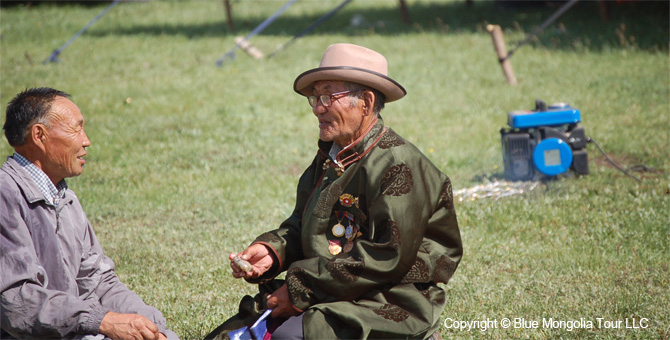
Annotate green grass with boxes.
[1,0,668,339]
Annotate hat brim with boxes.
[294,66,406,103]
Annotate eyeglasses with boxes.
[308,89,364,108]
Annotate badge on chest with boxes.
[329,210,363,255]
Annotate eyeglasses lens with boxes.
[320,95,331,107]
[308,95,333,108]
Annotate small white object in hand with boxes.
[233,256,253,272]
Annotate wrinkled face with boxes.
[311,80,365,147]
[42,97,91,184]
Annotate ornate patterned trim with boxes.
[377,129,405,149]
[388,220,401,250]
[438,178,454,210]
[286,267,315,306]
[367,123,383,142]
[326,257,364,283]
[433,255,458,284]
[372,303,410,322]
[381,164,413,196]
[314,182,343,218]
[400,257,430,284]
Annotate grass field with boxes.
[1,0,668,339]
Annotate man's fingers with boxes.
[129,329,143,340]
[128,315,159,340]
[230,267,244,278]
[144,319,159,333]
[139,328,158,340]
[99,312,165,340]
[138,319,159,340]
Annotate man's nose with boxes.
[312,102,327,116]
[82,132,91,147]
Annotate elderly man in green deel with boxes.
[207,43,463,340]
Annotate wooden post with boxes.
[486,24,517,86]
[398,0,411,25]
[597,0,610,22]
[223,0,234,31]
[234,36,265,59]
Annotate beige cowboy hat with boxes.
[293,43,406,102]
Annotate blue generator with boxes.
[500,100,589,181]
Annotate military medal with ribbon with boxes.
[343,213,362,253]
[332,212,346,237]
[345,220,361,253]
[332,212,357,255]
[345,224,355,239]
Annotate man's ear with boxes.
[30,124,48,150]
[362,90,375,116]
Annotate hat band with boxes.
[296,66,406,92]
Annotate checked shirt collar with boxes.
[13,152,68,206]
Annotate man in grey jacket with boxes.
[0,88,179,340]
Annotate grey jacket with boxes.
[0,157,179,340]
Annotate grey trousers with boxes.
[270,314,304,340]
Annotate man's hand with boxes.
[99,311,164,340]
[267,284,301,319]
[229,243,275,279]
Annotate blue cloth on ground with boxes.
[228,309,273,340]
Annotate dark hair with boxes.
[3,87,71,146]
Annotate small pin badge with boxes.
[339,193,356,207]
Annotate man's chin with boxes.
[319,133,334,142]
[70,167,85,177]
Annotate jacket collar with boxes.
[318,117,387,174]
[2,156,72,207]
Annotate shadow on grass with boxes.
[75,1,668,51]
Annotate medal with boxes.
[343,241,354,253]
[332,212,347,237]
[339,193,360,208]
[332,223,345,237]
[339,193,355,207]
[345,219,359,241]
[328,240,342,255]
